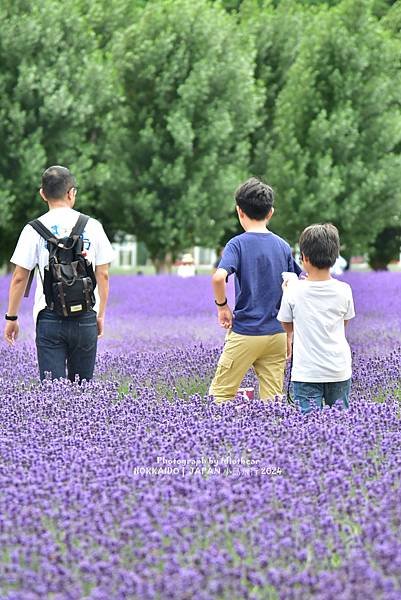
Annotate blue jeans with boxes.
[293,379,351,414]
[36,308,98,382]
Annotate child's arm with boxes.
[277,289,294,360]
[344,286,355,329]
[280,321,293,359]
[280,322,293,334]
[212,268,233,329]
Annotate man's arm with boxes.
[280,321,294,360]
[212,267,232,329]
[4,266,31,345]
[95,263,110,337]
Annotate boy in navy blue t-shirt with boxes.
[209,177,295,403]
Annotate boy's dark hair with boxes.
[299,223,340,269]
[235,177,274,221]
[41,166,76,200]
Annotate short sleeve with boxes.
[286,248,294,273]
[92,221,115,266]
[344,287,355,320]
[218,240,240,275]
[10,225,39,270]
[291,256,302,276]
[277,292,294,323]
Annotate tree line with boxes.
[1,0,400,271]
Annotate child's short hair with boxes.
[235,177,274,220]
[299,224,340,269]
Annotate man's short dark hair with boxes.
[41,166,76,200]
[235,177,274,221]
[299,223,340,269]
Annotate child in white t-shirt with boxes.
[277,224,355,414]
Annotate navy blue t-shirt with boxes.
[218,232,294,336]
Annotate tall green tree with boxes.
[365,0,401,269]
[211,0,308,252]
[0,0,121,266]
[112,0,262,271]
[368,226,401,270]
[265,0,401,255]
[241,0,309,178]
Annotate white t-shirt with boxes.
[277,278,355,382]
[11,207,115,322]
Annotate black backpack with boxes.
[25,214,97,317]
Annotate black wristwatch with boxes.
[214,298,228,307]
[5,314,18,321]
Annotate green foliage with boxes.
[219,0,246,11]
[73,0,142,48]
[213,0,308,249]
[243,0,309,177]
[0,0,400,267]
[382,0,401,31]
[269,0,397,12]
[368,227,401,270]
[263,0,401,254]
[111,0,262,267]
[372,0,400,18]
[0,1,121,264]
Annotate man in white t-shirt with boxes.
[277,223,355,414]
[4,165,115,382]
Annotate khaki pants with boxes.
[209,330,287,403]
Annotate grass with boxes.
[155,375,211,401]
[372,383,401,404]
[108,373,212,403]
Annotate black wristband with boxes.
[214,298,227,307]
[5,314,18,321]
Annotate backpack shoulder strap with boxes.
[24,220,56,299]
[28,219,58,244]
[70,213,90,238]
[24,267,36,298]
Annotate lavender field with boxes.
[1,273,401,599]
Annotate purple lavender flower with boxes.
[0,272,401,598]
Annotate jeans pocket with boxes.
[36,320,63,345]
[78,321,98,352]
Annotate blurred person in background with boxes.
[177,253,196,278]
